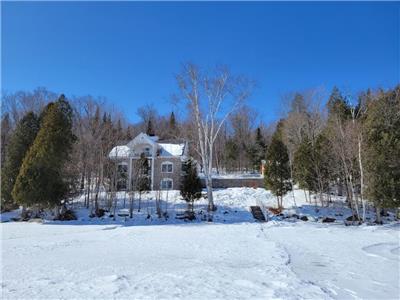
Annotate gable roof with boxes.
[109,145,131,158]
[127,132,157,148]
[159,143,186,156]
[109,133,187,158]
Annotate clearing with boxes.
[1,188,399,299]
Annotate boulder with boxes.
[346,215,362,222]
[322,217,336,223]
[300,216,308,221]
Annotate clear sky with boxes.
[2,1,399,123]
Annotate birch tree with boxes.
[176,63,253,211]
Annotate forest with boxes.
[1,64,399,224]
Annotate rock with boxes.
[322,217,336,223]
[291,214,299,219]
[56,209,77,221]
[28,218,43,223]
[346,215,362,222]
[300,216,308,221]
[96,209,106,218]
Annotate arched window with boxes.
[161,178,173,190]
[161,161,173,173]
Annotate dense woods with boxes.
[1,81,399,223]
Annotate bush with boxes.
[55,209,77,221]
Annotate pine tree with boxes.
[12,95,76,212]
[168,111,179,138]
[133,153,150,212]
[364,87,400,222]
[293,135,330,200]
[264,121,292,208]
[1,112,40,211]
[1,113,12,167]
[137,156,150,191]
[169,111,176,130]
[146,119,155,136]
[225,138,239,171]
[249,127,267,172]
[293,138,316,192]
[327,86,351,120]
[180,158,202,215]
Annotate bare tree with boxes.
[176,63,253,211]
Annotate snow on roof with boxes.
[149,135,159,142]
[159,143,185,156]
[109,145,131,158]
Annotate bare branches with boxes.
[176,62,254,210]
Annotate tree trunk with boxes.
[375,205,382,224]
[206,175,215,211]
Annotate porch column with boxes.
[151,147,155,190]
[128,157,132,190]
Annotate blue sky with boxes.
[2,2,399,123]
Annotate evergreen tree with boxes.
[293,138,316,192]
[225,138,238,171]
[364,87,400,222]
[168,111,179,138]
[146,119,155,136]
[264,121,292,208]
[1,113,12,167]
[249,127,267,172]
[293,134,330,199]
[327,86,351,120]
[12,95,76,211]
[137,153,150,192]
[180,158,202,213]
[169,111,176,130]
[1,112,40,211]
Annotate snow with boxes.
[1,188,399,299]
[199,170,263,179]
[108,145,131,158]
[159,143,185,156]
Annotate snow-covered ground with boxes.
[1,188,399,299]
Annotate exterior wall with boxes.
[153,157,183,190]
[200,178,264,189]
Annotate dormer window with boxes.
[161,162,173,173]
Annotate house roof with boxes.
[159,143,185,156]
[109,133,187,158]
[109,145,131,158]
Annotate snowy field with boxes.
[1,188,399,299]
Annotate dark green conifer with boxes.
[264,121,292,208]
[1,112,40,211]
[180,158,202,213]
[12,95,76,210]
[364,86,400,221]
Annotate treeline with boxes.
[264,86,400,223]
[1,85,399,224]
[0,87,268,216]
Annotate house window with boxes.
[161,162,173,173]
[161,178,173,190]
